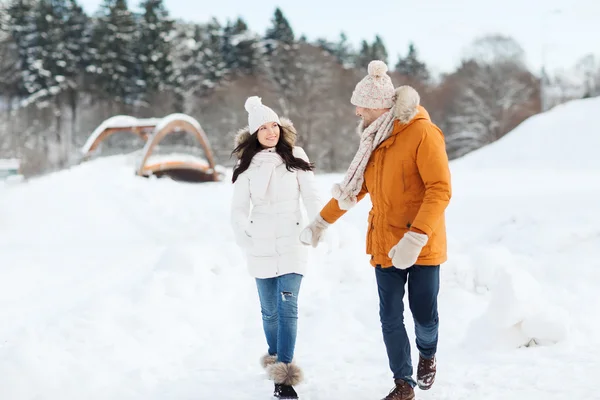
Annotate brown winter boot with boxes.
[417,354,436,390]
[382,379,415,400]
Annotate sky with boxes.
[79,0,600,75]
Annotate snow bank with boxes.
[453,96,600,170]
[446,97,600,351]
[144,154,209,166]
[1,97,599,399]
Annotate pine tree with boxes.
[395,43,430,83]
[137,0,174,94]
[222,17,258,76]
[355,40,372,70]
[62,0,90,152]
[356,35,388,70]
[262,7,299,116]
[370,35,388,64]
[170,22,200,111]
[63,0,90,75]
[264,7,294,54]
[171,20,228,105]
[89,0,139,103]
[199,18,227,92]
[25,0,70,102]
[315,32,355,69]
[5,0,35,97]
[333,32,355,68]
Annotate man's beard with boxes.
[359,116,374,129]
[356,118,366,135]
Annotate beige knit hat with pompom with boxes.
[350,60,395,109]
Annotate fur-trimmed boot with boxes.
[268,362,303,400]
[260,353,277,370]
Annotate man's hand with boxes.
[388,231,428,269]
[300,214,330,248]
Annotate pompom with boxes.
[368,60,388,77]
[244,96,263,112]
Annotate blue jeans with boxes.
[255,273,303,363]
[375,265,440,387]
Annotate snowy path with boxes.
[0,98,599,399]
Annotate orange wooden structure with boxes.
[82,114,221,182]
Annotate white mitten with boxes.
[387,231,428,269]
[299,214,329,248]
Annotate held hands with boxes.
[300,214,330,247]
[387,231,428,269]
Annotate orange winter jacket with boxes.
[320,98,451,268]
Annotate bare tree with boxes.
[462,34,527,66]
[443,35,539,159]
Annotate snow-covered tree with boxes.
[89,0,139,103]
[395,43,430,84]
[4,0,35,97]
[446,56,538,158]
[261,7,300,116]
[370,35,388,64]
[264,7,294,53]
[355,35,388,69]
[575,54,600,98]
[137,0,174,95]
[316,32,356,69]
[463,34,527,67]
[170,20,229,112]
[222,17,259,76]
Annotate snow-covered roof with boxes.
[0,158,20,170]
[82,114,209,162]
[81,115,162,154]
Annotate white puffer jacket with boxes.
[230,142,322,279]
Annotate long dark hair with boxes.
[231,125,314,183]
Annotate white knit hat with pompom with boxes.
[244,96,281,134]
[350,60,395,109]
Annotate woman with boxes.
[230,96,321,399]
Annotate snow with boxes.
[143,153,209,167]
[153,113,203,134]
[0,158,20,170]
[1,97,600,399]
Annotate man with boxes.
[301,60,451,400]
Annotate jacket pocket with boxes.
[401,160,421,193]
[248,216,276,256]
[276,214,303,251]
[387,223,408,252]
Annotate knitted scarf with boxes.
[250,149,284,200]
[332,110,396,210]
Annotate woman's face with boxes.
[256,122,280,148]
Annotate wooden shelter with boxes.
[81,114,221,182]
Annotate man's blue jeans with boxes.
[255,273,303,363]
[375,265,440,387]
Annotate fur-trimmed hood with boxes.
[392,85,421,124]
[233,117,297,159]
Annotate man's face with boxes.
[355,106,388,128]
